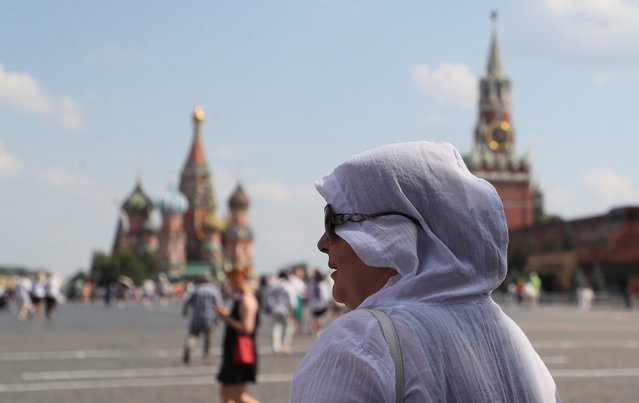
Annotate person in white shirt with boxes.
[15,275,33,321]
[31,272,47,317]
[308,270,332,337]
[289,141,560,402]
[141,279,157,309]
[44,271,63,319]
[288,267,308,334]
[267,271,297,354]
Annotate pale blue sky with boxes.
[1,0,638,278]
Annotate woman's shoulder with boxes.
[241,291,258,303]
[291,309,396,402]
[314,309,391,353]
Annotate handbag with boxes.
[234,335,255,365]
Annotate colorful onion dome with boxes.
[159,185,189,214]
[203,211,226,232]
[122,181,154,214]
[228,183,250,210]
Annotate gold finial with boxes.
[193,105,206,122]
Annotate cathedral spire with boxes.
[487,11,503,79]
[179,106,217,260]
[186,105,207,168]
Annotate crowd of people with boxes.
[64,274,189,309]
[255,266,344,354]
[506,271,544,310]
[0,271,64,320]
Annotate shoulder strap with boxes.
[366,308,404,403]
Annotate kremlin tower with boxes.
[466,13,542,229]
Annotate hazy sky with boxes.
[1,0,638,279]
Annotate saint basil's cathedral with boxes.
[112,106,253,281]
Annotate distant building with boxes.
[0,267,36,289]
[509,207,639,294]
[113,106,254,281]
[465,13,541,230]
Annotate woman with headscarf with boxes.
[289,142,560,402]
[215,267,260,403]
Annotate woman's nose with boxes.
[317,232,329,253]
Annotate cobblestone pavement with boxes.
[1,301,638,402]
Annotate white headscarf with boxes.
[315,141,507,305]
[289,141,559,403]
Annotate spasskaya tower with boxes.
[467,13,541,229]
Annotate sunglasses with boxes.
[324,203,422,241]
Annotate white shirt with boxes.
[290,299,557,403]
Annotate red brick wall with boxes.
[492,180,533,229]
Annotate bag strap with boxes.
[366,309,404,403]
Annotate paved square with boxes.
[0,301,637,402]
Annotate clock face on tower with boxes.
[485,120,512,152]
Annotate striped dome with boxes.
[159,186,188,214]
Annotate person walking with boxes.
[215,267,260,403]
[267,271,296,354]
[288,267,308,335]
[289,141,560,402]
[182,275,222,365]
[31,272,47,318]
[308,270,331,337]
[15,275,33,321]
[44,271,63,319]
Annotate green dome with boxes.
[122,182,154,214]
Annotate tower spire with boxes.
[186,105,207,167]
[193,105,205,137]
[468,13,537,230]
[179,106,217,260]
[487,11,503,78]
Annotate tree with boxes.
[112,250,146,285]
[66,270,88,300]
[90,250,157,287]
[91,251,116,286]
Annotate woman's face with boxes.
[317,232,397,309]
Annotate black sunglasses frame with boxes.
[324,203,422,241]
